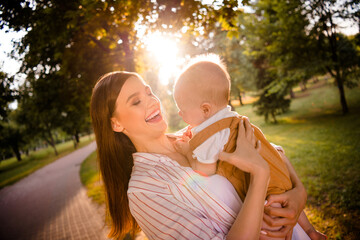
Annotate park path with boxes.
[0,141,109,240]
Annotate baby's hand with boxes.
[173,125,192,155]
[174,138,190,156]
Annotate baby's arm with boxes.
[298,211,327,240]
[174,139,217,176]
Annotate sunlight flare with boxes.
[145,32,181,85]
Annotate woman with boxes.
[90,71,307,239]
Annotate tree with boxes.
[1,0,246,145]
[304,0,360,114]
[0,71,17,121]
[238,0,318,122]
[14,76,65,155]
[210,22,257,107]
[0,71,24,161]
[0,116,25,161]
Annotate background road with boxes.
[0,142,108,240]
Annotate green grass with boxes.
[80,151,105,205]
[81,80,360,239]
[0,134,95,189]
[236,82,360,239]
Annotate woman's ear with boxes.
[200,102,212,118]
[111,118,124,132]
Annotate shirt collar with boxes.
[192,106,237,135]
[132,152,180,167]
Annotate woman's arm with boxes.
[219,117,270,239]
[261,151,307,239]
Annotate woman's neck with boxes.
[132,133,176,155]
[131,133,191,167]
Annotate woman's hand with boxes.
[261,151,307,239]
[219,117,267,175]
[261,189,303,239]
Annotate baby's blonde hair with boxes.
[175,54,230,107]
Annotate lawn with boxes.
[81,80,360,239]
[236,81,360,239]
[0,134,94,189]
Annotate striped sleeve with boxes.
[128,191,226,240]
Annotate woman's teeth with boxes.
[145,110,160,122]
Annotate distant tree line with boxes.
[0,0,359,160]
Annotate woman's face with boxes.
[111,76,167,141]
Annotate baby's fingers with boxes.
[181,135,190,142]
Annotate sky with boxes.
[0,27,26,75]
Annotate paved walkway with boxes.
[0,142,109,240]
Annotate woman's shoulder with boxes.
[129,153,176,194]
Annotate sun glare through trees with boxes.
[144,31,182,85]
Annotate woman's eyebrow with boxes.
[126,92,139,103]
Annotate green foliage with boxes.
[209,22,257,105]
[0,0,248,154]
[236,0,314,122]
[253,91,290,123]
[0,71,17,121]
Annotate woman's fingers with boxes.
[242,117,258,148]
[244,117,252,140]
[263,212,292,227]
[256,140,261,152]
[261,225,293,238]
[264,206,297,223]
[236,118,245,144]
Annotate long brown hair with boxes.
[90,71,140,239]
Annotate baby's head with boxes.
[174,54,230,127]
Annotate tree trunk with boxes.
[228,100,235,111]
[44,131,58,156]
[335,75,349,114]
[74,131,80,143]
[238,92,243,106]
[50,141,58,156]
[271,111,277,124]
[289,88,295,99]
[301,80,307,91]
[11,144,22,162]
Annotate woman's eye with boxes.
[133,100,141,105]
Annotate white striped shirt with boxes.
[128,152,240,240]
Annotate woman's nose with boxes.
[147,94,159,107]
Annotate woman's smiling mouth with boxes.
[145,110,162,123]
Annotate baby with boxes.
[172,54,326,240]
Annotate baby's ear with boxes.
[200,102,212,117]
[110,118,125,132]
